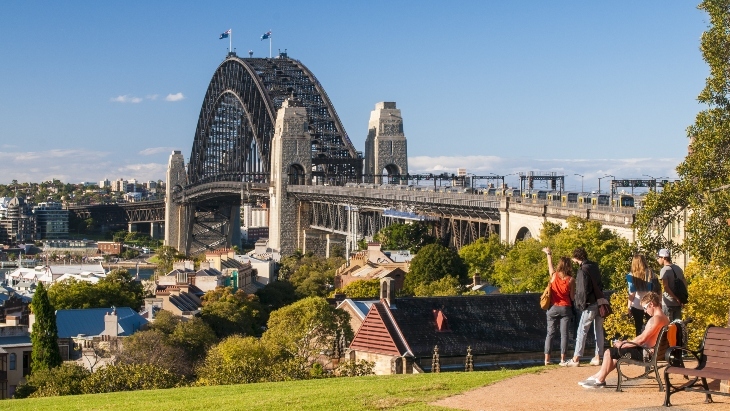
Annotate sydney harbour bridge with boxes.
[70,51,638,259]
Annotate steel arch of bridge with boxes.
[187,52,361,187]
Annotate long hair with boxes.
[556,257,573,279]
[630,254,651,292]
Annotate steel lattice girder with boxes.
[188,54,361,187]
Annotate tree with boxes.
[116,329,192,377]
[200,287,265,338]
[286,254,344,298]
[636,0,730,264]
[337,279,380,298]
[48,269,145,310]
[151,245,185,277]
[404,243,468,293]
[196,336,278,386]
[374,222,437,253]
[255,280,298,312]
[412,275,462,296]
[81,363,183,393]
[262,297,352,375]
[459,234,509,285]
[30,282,62,372]
[169,316,218,363]
[13,363,90,398]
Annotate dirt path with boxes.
[432,365,730,411]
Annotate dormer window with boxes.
[433,309,450,332]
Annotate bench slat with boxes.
[706,355,730,365]
[666,365,730,380]
[703,348,730,359]
[704,340,730,351]
[706,327,730,337]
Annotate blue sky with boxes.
[0,1,709,192]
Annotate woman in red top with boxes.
[542,247,576,366]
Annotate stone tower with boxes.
[269,97,312,257]
[164,150,189,252]
[364,102,408,184]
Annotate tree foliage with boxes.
[150,245,186,277]
[30,282,63,372]
[683,261,730,349]
[200,287,265,338]
[491,217,633,293]
[412,275,462,297]
[262,297,352,374]
[14,363,90,398]
[373,222,437,253]
[81,363,184,393]
[48,269,145,310]
[335,279,381,298]
[195,335,278,386]
[282,253,344,298]
[458,234,509,285]
[255,280,298,312]
[405,243,468,293]
[116,329,193,377]
[635,0,730,264]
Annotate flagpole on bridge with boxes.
[230,29,232,53]
[269,30,272,58]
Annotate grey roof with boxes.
[0,335,32,348]
[56,307,147,338]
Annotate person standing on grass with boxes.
[542,247,575,366]
[563,247,604,367]
[626,254,654,336]
[579,292,669,388]
[657,249,686,321]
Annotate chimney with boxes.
[103,308,118,337]
[5,315,19,326]
[380,277,395,307]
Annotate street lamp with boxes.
[598,174,615,194]
[573,174,584,193]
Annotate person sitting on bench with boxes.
[579,292,669,388]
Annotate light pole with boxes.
[573,173,584,193]
[598,174,614,194]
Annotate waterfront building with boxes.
[0,197,35,245]
[32,202,69,240]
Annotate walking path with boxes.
[433,364,730,411]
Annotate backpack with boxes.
[670,266,689,305]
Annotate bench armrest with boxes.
[664,345,700,367]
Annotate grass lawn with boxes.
[9,367,543,411]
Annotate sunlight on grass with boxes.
[9,367,544,411]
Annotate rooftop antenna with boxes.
[248,50,253,58]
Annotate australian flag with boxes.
[261,31,271,41]
[219,29,231,39]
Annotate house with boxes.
[336,298,377,335]
[49,307,148,362]
[347,279,565,375]
[335,243,409,293]
[0,319,31,398]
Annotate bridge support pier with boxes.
[165,150,190,253]
[150,222,163,239]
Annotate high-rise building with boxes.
[0,197,35,244]
[33,202,69,240]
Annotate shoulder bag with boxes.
[587,269,612,318]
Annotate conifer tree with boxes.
[30,282,62,372]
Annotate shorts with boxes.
[608,346,643,361]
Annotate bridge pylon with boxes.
[269,97,313,257]
[364,102,408,184]
[164,150,192,252]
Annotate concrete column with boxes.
[365,102,408,184]
[165,151,187,250]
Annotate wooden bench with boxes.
[615,323,675,392]
[663,326,730,407]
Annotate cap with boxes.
[657,249,670,258]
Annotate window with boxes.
[9,353,16,370]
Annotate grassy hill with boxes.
[9,367,542,410]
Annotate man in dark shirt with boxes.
[562,247,604,367]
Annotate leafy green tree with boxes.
[170,317,218,363]
[13,363,90,398]
[30,282,62,372]
[683,262,730,349]
[286,254,344,298]
[116,329,192,377]
[404,243,468,293]
[336,279,380,298]
[151,245,185,276]
[374,222,437,253]
[148,309,181,335]
[196,336,278,386]
[262,297,352,375]
[81,363,183,393]
[412,275,462,296]
[48,269,145,310]
[200,287,265,338]
[458,234,509,285]
[635,0,730,264]
[255,280,298,312]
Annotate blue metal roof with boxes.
[56,307,147,338]
[0,335,32,347]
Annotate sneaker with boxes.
[558,360,568,367]
[581,380,606,389]
[578,376,597,386]
[589,357,601,366]
[564,359,580,367]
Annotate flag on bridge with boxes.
[260,31,271,40]
[219,29,231,39]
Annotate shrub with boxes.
[81,363,183,393]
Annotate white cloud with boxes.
[139,147,177,156]
[146,94,159,101]
[165,92,185,102]
[110,95,143,104]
